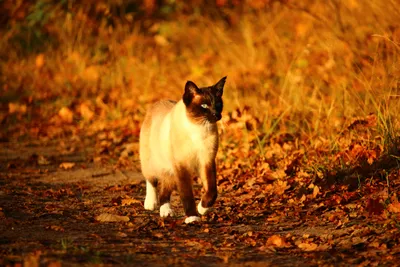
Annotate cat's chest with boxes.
[172,123,217,164]
[186,126,217,159]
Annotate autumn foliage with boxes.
[1,0,400,265]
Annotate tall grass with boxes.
[1,1,399,163]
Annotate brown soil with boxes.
[0,141,398,266]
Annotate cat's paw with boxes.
[144,197,158,210]
[197,201,209,215]
[160,203,174,217]
[184,216,201,224]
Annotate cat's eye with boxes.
[201,104,209,109]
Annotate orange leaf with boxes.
[58,107,73,123]
[35,54,45,68]
[9,103,27,114]
[388,202,400,213]
[59,162,75,170]
[266,235,290,248]
[79,103,94,121]
[312,186,320,199]
[95,213,130,222]
[298,242,318,251]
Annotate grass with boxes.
[1,1,399,180]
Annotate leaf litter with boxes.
[1,1,400,266]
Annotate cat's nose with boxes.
[213,113,222,121]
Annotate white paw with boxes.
[159,203,174,217]
[197,201,209,215]
[185,216,201,224]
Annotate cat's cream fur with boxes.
[140,78,225,223]
[140,100,218,180]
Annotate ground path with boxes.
[0,140,398,266]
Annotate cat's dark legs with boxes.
[159,179,175,217]
[144,177,158,210]
[198,161,218,215]
[175,165,200,223]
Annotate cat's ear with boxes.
[214,76,227,97]
[183,81,200,106]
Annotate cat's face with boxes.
[183,77,226,124]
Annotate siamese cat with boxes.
[140,77,226,224]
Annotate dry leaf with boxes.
[299,194,307,203]
[121,197,141,206]
[297,242,318,251]
[9,103,27,114]
[116,232,128,238]
[312,186,320,199]
[367,150,377,165]
[95,213,130,222]
[154,35,169,46]
[266,235,289,248]
[273,180,290,195]
[47,225,65,232]
[59,162,75,170]
[79,103,94,121]
[38,155,50,165]
[82,66,99,82]
[58,107,74,123]
[36,54,45,68]
[153,232,163,238]
[387,202,400,213]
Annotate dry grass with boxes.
[2,4,400,265]
[1,1,400,173]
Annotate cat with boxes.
[139,77,226,224]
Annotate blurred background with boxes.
[1,0,399,170]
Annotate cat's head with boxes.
[182,77,226,124]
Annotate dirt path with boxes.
[0,141,398,266]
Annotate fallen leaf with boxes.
[82,66,100,82]
[79,103,94,121]
[95,213,130,222]
[387,202,400,213]
[46,225,65,232]
[59,162,75,170]
[266,235,290,248]
[297,242,318,251]
[36,53,45,68]
[312,186,320,199]
[116,232,128,238]
[38,155,50,165]
[121,197,141,206]
[58,107,74,123]
[154,35,169,46]
[153,232,163,238]
[9,103,27,114]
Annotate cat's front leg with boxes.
[159,178,175,218]
[144,179,158,210]
[198,160,218,215]
[175,165,200,224]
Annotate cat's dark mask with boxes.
[183,77,226,124]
